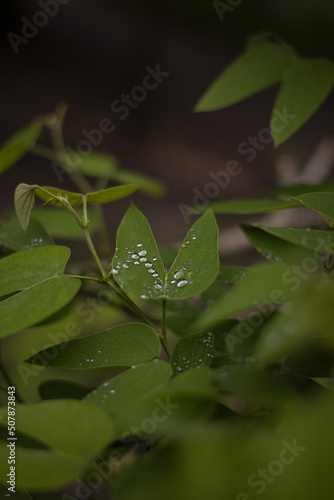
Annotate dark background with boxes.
[1,0,334,246]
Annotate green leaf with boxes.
[0,274,81,338]
[84,360,172,411]
[0,120,42,174]
[112,169,166,198]
[217,265,249,284]
[86,184,137,203]
[272,59,334,146]
[254,275,334,363]
[0,444,85,491]
[26,323,161,368]
[258,225,334,254]
[221,311,275,361]
[166,211,219,300]
[0,399,113,491]
[192,263,290,331]
[32,207,99,239]
[0,245,73,297]
[0,246,80,337]
[218,364,296,408]
[166,301,200,336]
[75,152,118,178]
[14,183,37,230]
[201,198,299,214]
[294,192,334,220]
[195,41,293,111]
[170,332,215,374]
[269,182,334,198]
[35,186,83,207]
[112,204,166,298]
[241,225,318,265]
[0,217,54,251]
[113,207,219,300]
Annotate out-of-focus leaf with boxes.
[272,59,334,146]
[0,120,42,174]
[195,41,293,111]
[294,192,334,220]
[86,184,137,203]
[242,225,318,264]
[0,217,54,251]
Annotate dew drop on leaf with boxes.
[174,270,184,280]
[177,280,188,288]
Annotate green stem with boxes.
[160,299,171,359]
[161,298,167,338]
[61,199,106,278]
[69,275,104,283]
[82,226,106,278]
[158,334,171,360]
[106,279,157,330]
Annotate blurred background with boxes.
[1,0,334,248]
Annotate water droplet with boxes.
[177,280,188,288]
[198,358,203,363]
[152,257,157,261]
[176,366,182,371]
[134,261,140,265]
[145,263,152,268]
[131,254,139,259]
[174,270,184,280]
[192,236,196,240]
[170,280,176,284]
[137,243,143,247]
[122,263,129,269]
[109,389,116,394]
[138,250,147,257]
[140,257,147,262]
[111,269,118,274]
[141,294,147,299]
[148,269,155,273]
[181,243,187,248]
[153,273,158,277]
[154,284,162,290]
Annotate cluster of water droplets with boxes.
[86,379,118,406]
[167,227,201,293]
[173,332,215,373]
[77,349,109,368]
[111,243,164,297]
[23,237,44,249]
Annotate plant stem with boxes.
[61,199,106,278]
[106,279,156,329]
[69,275,104,283]
[159,299,171,359]
[161,298,167,338]
[158,333,171,360]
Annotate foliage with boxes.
[0,36,334,500]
